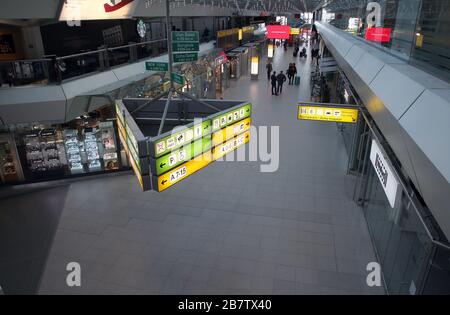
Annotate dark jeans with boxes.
[271,84,277,95]
[267,71,272,80]
[288,75,293,85]
[277,83,284,94]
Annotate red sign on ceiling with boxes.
[267,25,291,39]
[104,0,135,12]
[365,27,392,43]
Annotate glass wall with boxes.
[411,0,450,81]
[363,163,432,294]
[353,117,450,294]
[319,0,450,82]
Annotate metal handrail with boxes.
[108,38,166,51]
[56,38,168,60]
[0,58,52,63]
[58,50,105,60]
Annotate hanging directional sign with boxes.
[171,72,185,85]
[153,136,212,176]
[213,130,251,161]
[172,31,199,42]
[298,103,359,123]
[117,99,253,193]
[156,151,212,192]
[145,61,168,71]
[172,42,200,52]
[212,117,251,146]
[173,52,198,63]
[152,119,211,158]
[211,103,252,132]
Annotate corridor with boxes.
[29,44,384,295]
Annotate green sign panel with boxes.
[171,72,185,85]
[172,42,200,52]
[173,52,198,63]
[172,31,199,42]
[145,61,168,71]
[210,103,252,132]
[153,119,212,158]
[155,136,212,176]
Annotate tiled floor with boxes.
[35,45,383,294]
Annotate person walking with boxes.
[292,63,298,84]
[271,71,278,95]
[287,63,293,85]
[266,61,273,81]
[277,71,287,95]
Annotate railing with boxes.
[0,39,168,87]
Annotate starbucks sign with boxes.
[137,19,146,38]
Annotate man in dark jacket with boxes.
[266,61,273,81]
[277,71,287,94]
[271,71,278,95]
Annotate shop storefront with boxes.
[227,52,241,80]
[227,47,249,80]
[0,132,24,184]
[213,52,229,97]
[175,51,218,99]
[1,105,128,184]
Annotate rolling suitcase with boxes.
[294,76,301,86]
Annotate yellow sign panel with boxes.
[157,151,212,192]
[211,117,251,146]
[298,105,359,123]
[118,127,144,190]
[290,28,300,35]
[218,30,227,38]
[213,131,251,161]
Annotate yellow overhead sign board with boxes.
[298,105,359,123]
[157,151,212,192]
[211,117,251,146]
[213,131,251,161]
[118,129,145,190]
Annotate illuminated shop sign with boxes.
[267,25,291,39]
[365,27,392,43]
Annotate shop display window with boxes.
[24,128,67,174]
[14,109,123,182]
[99,121,120,171]
[64,129,84,174]
[0,134,23,184]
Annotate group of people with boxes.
[266,61,298,96]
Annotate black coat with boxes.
[271,74,277,86]
[277,73,287,84]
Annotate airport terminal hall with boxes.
[1,0,450,299]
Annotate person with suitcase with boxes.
[287,63,294,85]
